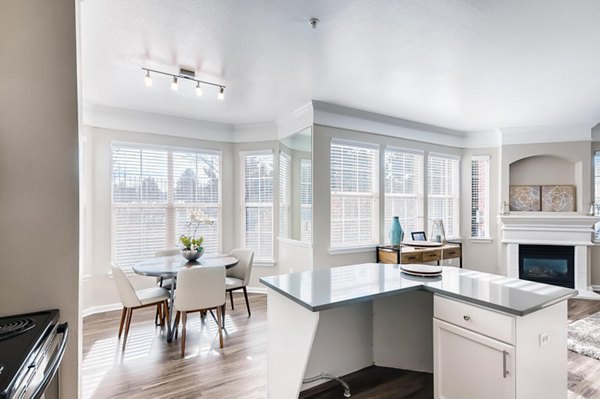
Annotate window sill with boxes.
[469,238,493,243]
[254,260,276,267]
[328,244,378,255]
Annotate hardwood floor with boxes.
[83,295,600,398]
[82,293,267,398]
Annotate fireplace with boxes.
[518,245,574,288]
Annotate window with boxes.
[330,140,379,248]
[300,158,312,243]
[471,156,490,239]
[279,151,291,238]
[384,148,423,242]
[111,144,221,268]
[427,153,460,238]
[242,151,274,261]
[594,151,600,241]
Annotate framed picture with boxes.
[541,185,576,212]
[509,185,541,211]
[411,231,427,241]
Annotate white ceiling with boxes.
[81,0,600,133]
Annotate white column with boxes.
[506,243,519,278]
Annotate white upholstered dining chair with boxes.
[226,249,254,317]
[174,266,226,357]
[111,264,170,349]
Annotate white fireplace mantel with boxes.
[498,213,600,298]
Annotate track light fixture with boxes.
[142,67,226,100]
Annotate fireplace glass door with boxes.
[518,245,574,288]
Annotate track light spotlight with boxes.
[144,70,152,86]
[171,76,178,91]
[217,87,225,100]
[196,82,203,96]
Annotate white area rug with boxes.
[568,312,600,361]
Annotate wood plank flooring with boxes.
[83,295,600,398]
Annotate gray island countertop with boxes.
[260,263,577,316]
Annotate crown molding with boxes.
[311,101,468,148]
[232,122,278,143]
[83,103,235,142]
[275,102,314,139]
[500,123,595,146]
[84,102,598,149]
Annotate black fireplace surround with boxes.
[518,245,575,289]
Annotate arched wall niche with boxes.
[509,155,576,186]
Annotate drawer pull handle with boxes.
[463,315,471,321]
[503,350,509,378]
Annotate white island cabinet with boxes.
[260,264,576,399]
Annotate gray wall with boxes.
[0,2,80,397]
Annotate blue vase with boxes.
[389,217,404,246]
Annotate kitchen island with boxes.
[260,264,577,399]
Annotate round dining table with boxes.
[133,254,239,342]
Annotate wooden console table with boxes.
[376,242,462,267]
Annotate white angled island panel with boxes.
[261,264,576,398]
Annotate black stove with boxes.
[0,310,68,399]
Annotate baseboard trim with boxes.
[83,287,267,318]
[82,303,122,318]
[246,286,267,294]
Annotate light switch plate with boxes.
[539,332,550,346]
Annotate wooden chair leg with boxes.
[181,312,187,358]
[217,306,224,349]
[118,307,127,338]
[157,303,163,326]
[122,308,133,350]
[229,290,235,310]
[243,286,251,317]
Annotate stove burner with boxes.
[0,318,35,341]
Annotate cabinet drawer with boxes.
[443,247,461,259]
[401,252,422,264]
[434,295,515,345]
[422,250,441,262]
[378,249,400,264]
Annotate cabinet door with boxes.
[434,319,515,399]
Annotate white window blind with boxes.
[384,148,423,242]
[427,154,460,238]
[330,140,379,248]
[242,152,274,261]
[300,158,312,243]
[279,152,291,238]
[112,144,221,268]
[471,155,490,239]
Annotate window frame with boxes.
[240,149,275,263]
[427,152,461,239]
[110,142,223,268]
[470,155,490,239]
[383,146,425,244]
[329,139,380,249]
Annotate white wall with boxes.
[0,2,80,397]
